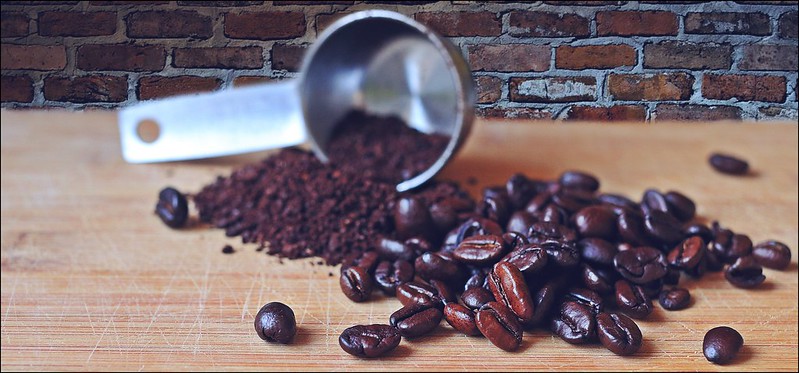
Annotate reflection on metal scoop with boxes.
[118,10,475,192]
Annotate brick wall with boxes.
[1,1,797,121]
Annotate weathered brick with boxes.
[91,1,168,5]
[544,1,626,4]
[225,11,306,40]
[414,12,501,37]
[758,106,798,120]
[4,1,79,4]
[703,74,786,102]
[315,12,348,34]
[173,47,263,69]
[274,1,353,4]
[476,107,552,120]
[643,41,731,70]
[138,75,222,100]
[739,45,798,71]
[510,76,596,103]
[271,44,305,72]
[43,75,128,103]
[508,11,590,38]
[0,75,33,102]
[779,11,798,39]
[39,11,116,37]
[77,44,165,72]
[178,1,263,5]
[685,12,771,35]
[654,104,742,121]
[468,44,550,72]
[556,45,636,69]
[1,12,30,38]
[476,76,502,104]
[127,10,212,39]
[564,105,647,121]
[1,44,66,70]
[608,73,694,101]
[597,11,677,36]
[232,75,280,86]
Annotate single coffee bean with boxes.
[500,244,548,275]
[703,326,744,364]
[502,231,529,250]
[429,279,456,304]
[374,260,414,296]
[444,303,481,336]
[644,210,684,245]
[478,194,511,227]
[254,302,296,344]
[564,287,604,316]
[453,234,507,265]
[597,193,639,213]
[578,238,618,267]
[664,191,696,222]
[683,222,714,243]
[529,282,558,327]
[614,280,653,319]
[725,256,766,288]
[581,263,615,295]
[339,324,401,358]
[534,203,568,224]
[464,270,487,291]
[667,236,706,270]
[542,240,580,268]
[341,251,380,275]
[393,196,436,241]
[525,189,553,214]
[396,281,441,308]
[488,262,535,324]
[552,188,595,213]
[641,189,671,217]
[461,287,495,310]
[709,153,749,175]
[155,187,189,228]
[414,252,464,284]
[751,240,792,270]
[429,197,474,233]
[506,173,539,210]
[389,303,443,338]
[663,267,681,285]
[705,249,725,272]
[617,210,651,247]
[476,301,524,351]
[641,279,664,299]
[559,170,600,192]
[551,300,596,344]
[455,217,504,244]
[376,237,417,262]
[527,221,578,244]
[715,234,754,264]
[572,205,617,240]
[614,246,668,284]
[596,312,642,356]
[658,287,691,310]
[506,211,537,236]
[340,266,373,302]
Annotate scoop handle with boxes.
[118,80,305,163]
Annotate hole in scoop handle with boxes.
[118,80,306,163]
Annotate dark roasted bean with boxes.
[488,262,535,324]
[578,238,618,267]
[340,266,373,302]
[614,246,668,284]
[396,281,440,308]
[705,249,725,272]
[506,211,537,236]
[559,170,600,192]
[617,210,651,246]
[551,300,596,344]
[339,324,401,358]
[374,260,414,296]
[530,282,558,327]
[453,234,507,265]
[664,191,696,221]
[534,204,567,224]
[414,252,464,284]
[572,205,617,240]
[155,187,189,228]
[461,287,495,310]
[254,302,297,344]
[527,222,578,244]
[376,237,417,262]
[641,189,671,217]
[751,240,792,270]
[502,231,529,250]
[641,279,664,299]
[552,188,594,213]
[725,256,766,288]
[659,287,691,310]
[464,270,487,291]
[542,240,580,268]
[596,312,642,356]
[506,173,539,210]
[429,279,456,304]
[525,190,553,214]
[703,326,744,364]
[712,233,753,264]
[393,196,435,241]
[456,217,504,244]
[663,267,681,285]
[444,303,481,336]
[564,287,604,316]
[478,195,511,227]
[644,210,684,245]
[683,222,714,243]
[668,236,706,270]
[341,251,380,275]
[429,197,474,233]
[598,193,639,212]
[501,244,548,275]
[581,263,615,295]
[389,303,443,338]
[476,301,523,351]
[709,153,749,175]
[614,280,653,319]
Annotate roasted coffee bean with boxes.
[703,326,744,364]
[551,300,596,344]
[552,188,595,213]
[453,234,507,265]
[414,252,464,284]
[641,279,664,299]
[530,282,558,327]
[429,279,456,304]
[725,256,766,288]
[155,187,189,228]
[663,267,681,285]
[341,251,380,275]
[461,287,494,311]
[664,191,696,222]
[559,170,600,192]
[488,262,535,324]
[751,240,792,270]
[478,195,511,227]
[659,287,691,310]
[572,205,617,240]
[456,217,504,244]
[340,266,373,302]
[476,302,524,351]
[393,196,435,241]
[376,237,417,262]
[597,193,639,213]
[668,236,706,270]
[444,303,481,336]
[506,173,539,210]
[527,222,578,244]
[254,302,297,344]
[374,260,414,296]
[501,244,548,275]
[396,281,440,308]
[641,189,671,216]
[389,303,443,338]
[506,211,537,236]
[578,238,618,267]
[538,203,569,224]
[614,280,653,319]
[339,324,401,358]
[614,246,668,284]
[644,210,684,245]
[617,210,651,247]
[581,263,615,295]
[712,233,753,264]
[525,189,553,214]
[709,153,749,175]
[596,312,642,356]
[683,223,714,243]
[564,287,604,316]
[542,240,580,268]
[464,270,487,291]
[429,197,474,233]
[705,249,725,272]
[502,231,529,250]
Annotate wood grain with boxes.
[1,110,797,371]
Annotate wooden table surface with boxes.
[1,110,797,371]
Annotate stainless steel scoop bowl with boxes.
[118,10,475,192]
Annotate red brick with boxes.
[597,11,677,36]
[315,12,348,34]
[510,76,596,103]
[1,12,30,38]
[232,75,280,86]
[685,12,771,35]
[4,1,78,4]
[508,11,590,38]
[178,1,263,5]
[556,45,636,69]
[476,107,552,120]
[468,44,549,72]
[564,105,647,122]
[127,10,212,39]
[1,44,66,70]
[43,75,127,103]
[77,44,165,72]
[0,75,33,102]
[654,104,742,121]
[39,11,116,37]
[173,47,263,69]
[779,11,798,39]
[90,1,168,5]
[608,73,694,101]
[225,11,306,40]
[271,44,306,72]
[702,74,786,102]
[739,45,798,71]
[758,106,797,119]
[138,75,222,100]
[643,41,731,70]
[475,76,502,104]
[414,12,501,37]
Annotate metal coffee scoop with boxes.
[118,10,475,192]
